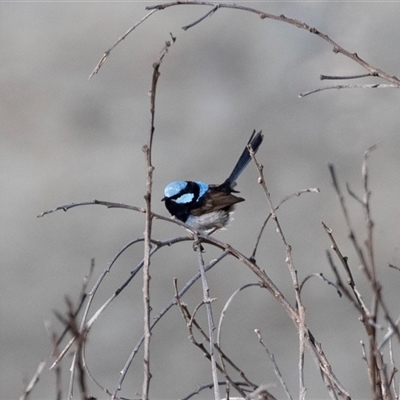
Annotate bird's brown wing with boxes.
[190,188,244,216]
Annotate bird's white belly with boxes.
[185,210,233,233]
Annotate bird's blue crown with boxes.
[164,181,209,204]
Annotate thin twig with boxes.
[299,83,398,98]
[379,315,400,350]
[181,381,250,400]
[320,73,375,80]
[388,338,399,398]
[328,164,370,279]
[55,259,94,347]
[216,283,260,378]
[299,272,342,298]
[321,222,369,316]
[388,264,400,273]
[51,333,62,400]
[255,329,292,400]
[216,283,260,347]
[38,199,144,218]
[19,361,47,400]
[53,298,89,400]
[325,250,358,309]
[182,5,219,30]
[252,187,319,260]
[195,234,220,400]
[88,9,157,79]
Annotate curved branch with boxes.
[146,1,400,87]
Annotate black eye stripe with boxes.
[170,181,201,202]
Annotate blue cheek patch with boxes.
[196,181,209,199]
[164,181,188,198]
[175,192,195,204]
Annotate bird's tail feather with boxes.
[225,130,263,188]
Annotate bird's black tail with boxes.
[225,130,263,189]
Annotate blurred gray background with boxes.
[2,2,400,399]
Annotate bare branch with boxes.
[299,83,398,98]
[146,1,400,88]
[88,9,157,79]
[140,33,175,400]
[88,1,400,99]
[38,199,144,218]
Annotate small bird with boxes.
[162,130,263,233]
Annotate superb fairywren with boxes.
[162,130,263,233]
